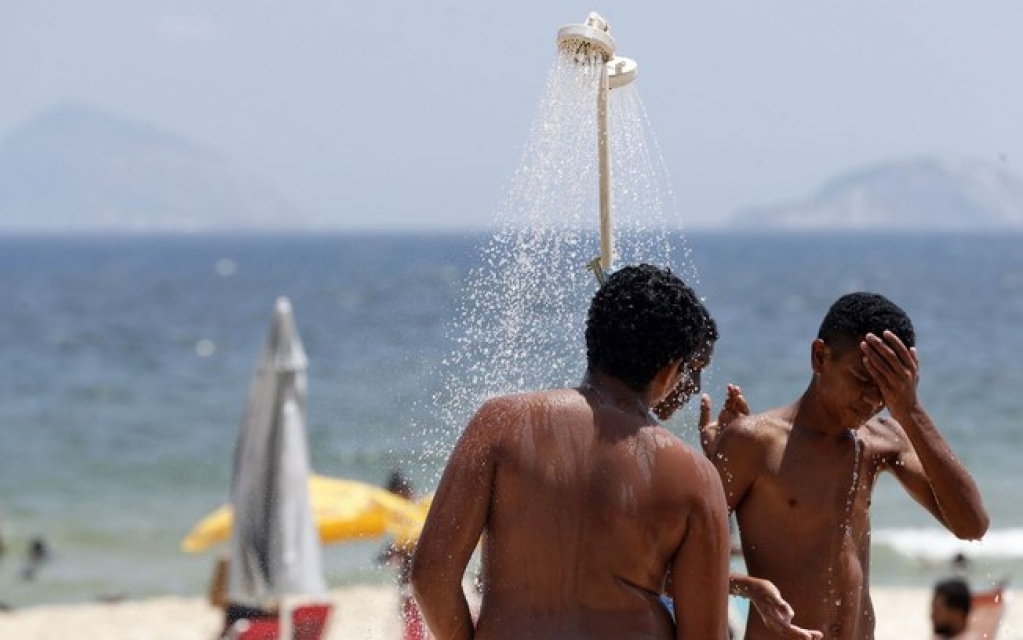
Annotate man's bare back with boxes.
[415,384,728,640]
[412,264,730,640]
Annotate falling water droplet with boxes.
[195,339,215,357]
[215,258,236,276]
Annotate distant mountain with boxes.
[731,157,1023,230]
[0,104,306,232]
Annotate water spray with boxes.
[556,12,638,284]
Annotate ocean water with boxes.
[0,231,1020,608]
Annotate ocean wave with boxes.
[872,527,1023,560]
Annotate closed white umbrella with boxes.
[227,297,326,611]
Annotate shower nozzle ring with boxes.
[556,22,616,63]
[607,56,638,90]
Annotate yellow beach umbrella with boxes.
[182,475,429,553]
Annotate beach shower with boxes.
[557,12,638,281]
[424,10,689,460]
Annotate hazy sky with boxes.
[2,2,1022,230]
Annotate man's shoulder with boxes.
[651,431,722,495]
[724,408,792,442]
[649,426,699,459]
[861,414,904,436]
[470,388,584,436]
[858,415,911,455]
[478,388,574,411]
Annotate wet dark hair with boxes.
[585,264,717,392]
[817,292,915,354]
[934,578,972,616]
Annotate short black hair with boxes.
[585,264,717,391]
[817,292,915,354]
[934,578,972,616]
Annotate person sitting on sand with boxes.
[931,577,977,639]
[700,292,990,640]
[412,264,732,640]
[212,554,277,638]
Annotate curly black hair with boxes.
[817,292,915,353]
[585,264,718,391]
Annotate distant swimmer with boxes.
[950,552,971,577]
[700,292,989,640]
[21,536,50,581]
[413,264,731,640]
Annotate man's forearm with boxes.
[728,572,761,598]
[897,404,989,539]
[414,587,474,640]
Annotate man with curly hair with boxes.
[700,292,989,640]
[412,264,731,639]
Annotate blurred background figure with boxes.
[950,552,971,577]
[207,552,229,611]
[378,469,430,640]
[20,537,49,581]
[931,577,974,639]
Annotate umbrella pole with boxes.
[280,596,293,640]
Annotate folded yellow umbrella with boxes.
[182,475,429,553]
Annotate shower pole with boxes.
[556,13,637,283]
[597,63,613,273]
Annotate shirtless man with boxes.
[412,264,731,640]
[699,292,989,639]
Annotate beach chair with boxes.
[292,602,333,640]
[225,616,280,640]
[969,580,1008,640]
[224,603,331,640]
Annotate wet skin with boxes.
[702,331,989,640]
[412,356,731,640]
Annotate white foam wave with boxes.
[872,527,1023,560]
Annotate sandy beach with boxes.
[0,584,403,640]
[0,585,1018,639]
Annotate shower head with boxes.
[607,56,638,90]
[556,12,616,64]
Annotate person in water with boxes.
[412,264,731,639]
[699,292,989,639]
